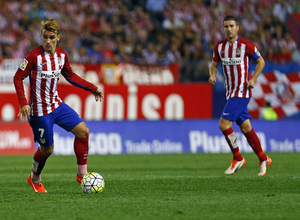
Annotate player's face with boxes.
[223,20,239,41]
[41,30,60,55]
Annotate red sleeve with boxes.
[13,54,33,107]
[212,42,221,63]
[61,52,97,93]
[243,39,261,61]
[245,40,256,56]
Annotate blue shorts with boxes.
[221,97,251,125]
[29,102,83,147]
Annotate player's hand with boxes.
[93,88,104,102]
[208,76,216,86]
[247,78,256,89]
[18,105,31,122]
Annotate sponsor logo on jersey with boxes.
[40,70,61,78]
[19,59,28,71]
[221,57,242,65]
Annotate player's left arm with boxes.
[247,45,265,89]
[63,69,104,102]
[61,52,104,101]
[92,87,104,102]
[247,56,265,88]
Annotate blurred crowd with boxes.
[0,0,300,82]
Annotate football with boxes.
[81,172,105,194]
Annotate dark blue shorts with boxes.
[29,102,83,147]
[221,97,251,125]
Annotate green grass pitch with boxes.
[0,153,299,220]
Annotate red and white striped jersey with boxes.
[14,46,97,117]
[213,37,261,99]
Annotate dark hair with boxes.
[223,15,239,26]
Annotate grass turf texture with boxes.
[0,153,299,220]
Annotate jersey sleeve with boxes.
[61,52,97,93]
[13,53,34,107]
[246,40,261,61]
[212,42,221,63]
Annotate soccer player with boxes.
[13,18,104,192]
[208,15,272,176]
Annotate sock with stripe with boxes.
[31,147,50,182]
[222,127,243,161]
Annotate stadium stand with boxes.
[0,0,299,82]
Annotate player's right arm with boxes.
[18,105,31,121]
[208,42,221,86]
[209,60,218,86]
[13,55,33,121]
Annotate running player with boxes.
[14,18,104,192]
[208,15,272,176]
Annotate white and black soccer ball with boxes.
[81,172,105,194]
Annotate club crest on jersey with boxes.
[19,59,28,71]
[57,57,62,68]
[236,48,241,56]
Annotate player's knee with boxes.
[219,123,224,130]
[219,121,228,131]
[239,120,252,134]
[219,118,232,131]
[77,126,89,138]
[40,145,53,157]
[240,126,252,134]
[83,127,89,138]
[72,122,90,138]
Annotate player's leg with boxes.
[239,119,267,162]
[28,114,54,192]
[31,145,54,182]
[219,98,249,174]
[54,102,89,183]
[220,117,246,174]
[71,122,89,182]
[219,98,244,160]
[219,117,243,161]
[239,119,272,175]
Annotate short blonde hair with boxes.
[41,18,60,35]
